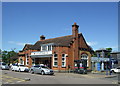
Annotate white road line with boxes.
[17,81,22,83]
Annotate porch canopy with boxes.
[30,51,52,58]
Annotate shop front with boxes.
[91,57,110,71]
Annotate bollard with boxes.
[106,70,108,75]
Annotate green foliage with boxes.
[106,48,112,52]
[92,51,97,57]
[106,48,112,58]
[2,49,18,64]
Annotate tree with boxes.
[2,50,9,63]
[106,48,112,52]
[2,49,18,64]
[106,48,112,58]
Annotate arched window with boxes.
[53,54,58,67]
[20,58,24,65]
[81,54,88,59]
[62,54,66,67]
[81,54,89,67]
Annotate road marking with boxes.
[1,74,26,84]
[112,81,117,84]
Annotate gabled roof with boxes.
[22,44,33,51]
[31,34,75,50]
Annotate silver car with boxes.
[29,65,54,75]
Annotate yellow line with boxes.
[2,75,14,78]
[2,75,26,82]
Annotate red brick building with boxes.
[18,23,93,72]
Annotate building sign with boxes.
[31,51,52,56]
[91,57,109,62]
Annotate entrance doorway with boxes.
[35,57,52,68]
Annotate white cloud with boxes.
[87,41,98,46]
[8,41,31,46]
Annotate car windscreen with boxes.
[41,66,49,69]
[34,65,40,68]
[19,65,25,67]
[12,64,18,66]
[2,63,6,65]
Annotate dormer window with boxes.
[48,45,52,51]
[41,45,47,51]
[41,45,52,51]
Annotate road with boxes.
[0,70,119,84]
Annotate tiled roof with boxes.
[31,34,76,50]
[22,44,33,51]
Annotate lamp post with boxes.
[109,55,112,75]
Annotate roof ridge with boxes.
[38,34,73,41]
[25,44,33,45]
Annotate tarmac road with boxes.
[0,70,119,84]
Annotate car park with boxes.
[111,66,120,73]
[29,65,54,75]
[0,62,9,70]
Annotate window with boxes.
[53,54,58,67]
[41,44,53,51]
[81,54,89,67]
[20,58,24,65]
[26,54,29,65]
[41,45,47,51]
[62,54,66,67]
[32,59,35,65]
[48,45,52,51]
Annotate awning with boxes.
[30,54,52,58]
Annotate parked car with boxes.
[111,66,120,73]
[11,64,29,72]
[16,65,29,72]
[0,62,9,70]
[29,65,54,75]
[74,67,87,74]
[11,63,18,71]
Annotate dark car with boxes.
[74,67,87,74]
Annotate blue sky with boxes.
[2,2,118,52]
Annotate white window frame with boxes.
[53,54,58,67]
[62,54,66,67]
[81,54,89,67]
[25,54,29,65]
[20,57,24,65]
[41,45,47,51]
[32,58,35,65]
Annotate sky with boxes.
[2,2,118,52]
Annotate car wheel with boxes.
[19,69,21,72]
[30,70,34,74]
[112,70,116,73]
[41,71,45,75]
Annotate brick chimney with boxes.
[72,22,79,61]
[40,35,45,40]
[72,22,79,38]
